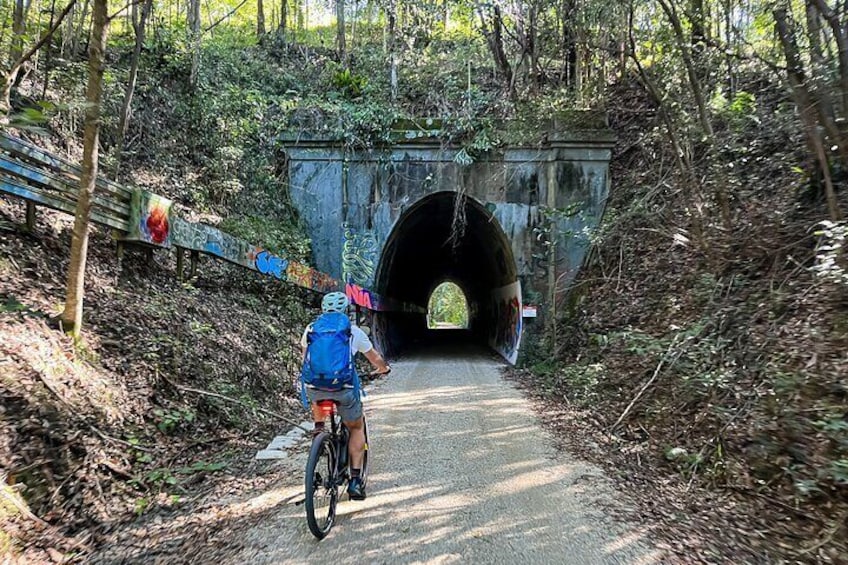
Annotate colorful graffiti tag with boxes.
[286,261,338,293]
[346,282,382,311]
[126,197,393,301]
[489,282,522,365]
[128,190,172,247]
[342,225,378,286]
[252,249,288,279]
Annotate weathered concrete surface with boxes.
[282,127,615,361]
[229,345,665,565]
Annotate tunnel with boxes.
[371,192,523,362]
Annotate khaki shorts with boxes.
[306,387,363,423]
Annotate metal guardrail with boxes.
[0,132,423,313]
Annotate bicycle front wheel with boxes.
[305,433,338,539]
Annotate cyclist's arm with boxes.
[363,348,390,374]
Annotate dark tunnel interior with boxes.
[373,192,518,355]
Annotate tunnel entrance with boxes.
[427,281,469,330]
[374,192,522,363]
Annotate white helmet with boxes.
[322,292,350,313]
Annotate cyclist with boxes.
[301,291,390,500]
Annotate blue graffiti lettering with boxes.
[255,250,288,279]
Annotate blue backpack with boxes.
[300,312,359,408]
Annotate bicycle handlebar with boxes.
[363,367,391,379]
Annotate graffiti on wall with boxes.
[128,190,172,247]
[346,282,382,311]
[287,261,338,293]
[342,225,378,286]
[345,282,427,314]
[489,281,522,365]
[251,249,289,279]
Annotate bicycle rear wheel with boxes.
[305,433,338,539]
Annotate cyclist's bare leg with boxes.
[345,417,365,470]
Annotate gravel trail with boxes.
[232,346,665,565]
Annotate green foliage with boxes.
[531,362,604,406]
[427,282,469,328]
[713,90,759,131]
[219,215,310,262]
[331,68,368,99]
[152,407,196,434]
[175,461,227,474]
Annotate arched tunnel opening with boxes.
[371,192,522,362]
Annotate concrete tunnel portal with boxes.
[372,192,523,362]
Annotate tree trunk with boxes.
[188,0,201,88]
[257,0,266,36]
[61,0,109,337]
[775,5,843,221]
[528,2,540,87]
[278,0,287,37]
[560,0,577,87]
[810,0,848,112]
[479,6,512,90]
[803,0,848,167]
[723,0,734,95]
[656,0,713,137]
[114,0,151,178]
[71,0,90,58]
[336,0,346,64]
[11,0,31,66]
[628,0,708,254]
[388,0,397,100]
[2,0,79,118]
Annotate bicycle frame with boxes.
[305,395,371,539]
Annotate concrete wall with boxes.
[282,130,614,361]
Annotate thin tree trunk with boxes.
[278,0,286,37]
[775,5,843,221]
[114,0,151,178]
[656,0,733,229]
[803,0,848,167]
[188,0,200,88]
[628,1,708,253]
[656,0,713,137]
[42,0,59,99]
[11,0,31,66]
[61,0,109,337]
[479,5,512,91]
[810,0,848,112]
[257,0,266,36]
[71,0,90,57]
[2,0,78,117]
[336,0,346,64]
[388,0,397,100]
[723,0,734,95]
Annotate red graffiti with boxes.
[346,283,374,309]
[146,206,170,244]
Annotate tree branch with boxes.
[6,0,79,75]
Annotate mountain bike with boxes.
[304,392,371,539]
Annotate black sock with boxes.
[350,468,361,479]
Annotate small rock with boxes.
[665,447,688,461]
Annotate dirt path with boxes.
[224,347,664,564]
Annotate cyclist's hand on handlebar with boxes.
[364,366,391,379]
